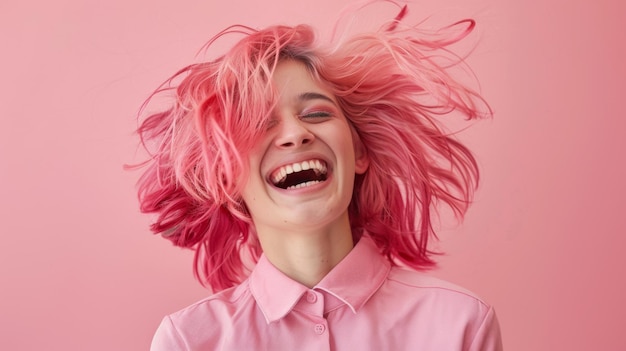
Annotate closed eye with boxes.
[300,111,333,120]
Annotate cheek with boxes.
[239,146,264,186]
[338,129,358,164]
[347,126,369,174]
[240,154,270,208]
[241,170,261,198]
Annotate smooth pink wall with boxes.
[1,0,624,350]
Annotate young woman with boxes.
[136,5,503,350]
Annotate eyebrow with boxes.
[297,92,335,104]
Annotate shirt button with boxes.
[306,291,317,303]
[314,324,326,335]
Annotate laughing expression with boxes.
[240,59,369,236]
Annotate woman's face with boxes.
[240,59,369,236]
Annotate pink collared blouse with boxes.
[151,237,503,350]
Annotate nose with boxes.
[273,115,315,148]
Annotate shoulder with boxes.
[168,280,251,324]
[376,267,495,326]
[387,267,490,306]
[374,268,503,350]
[150,281,255,351]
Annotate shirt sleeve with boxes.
[150,316,187,351]
[467,306,503,351]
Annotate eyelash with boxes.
[300,111,332,119]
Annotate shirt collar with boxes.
[248,236,391,323]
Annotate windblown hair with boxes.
[135,7,491,291]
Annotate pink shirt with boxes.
[151,237,503,350]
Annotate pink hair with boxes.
[135,8,491,291]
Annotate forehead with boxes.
[271,60,336,104]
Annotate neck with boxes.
[256,212,354,288]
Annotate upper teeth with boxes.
[272,159,327,185]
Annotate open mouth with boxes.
[270,159,328,190]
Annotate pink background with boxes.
[1,0,624,350]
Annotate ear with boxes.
[352,131,370,175]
